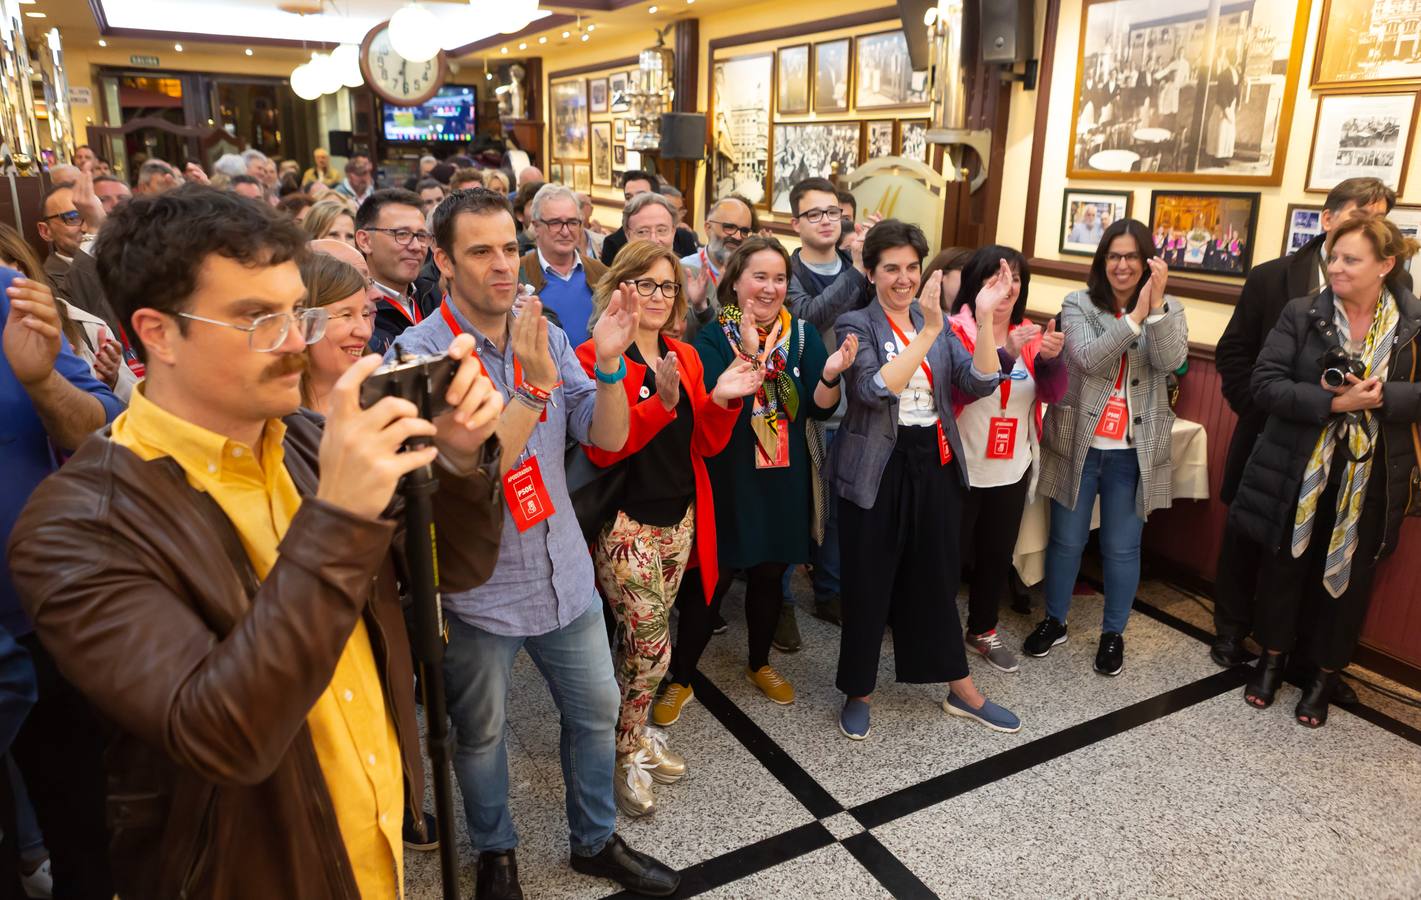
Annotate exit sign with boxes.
[129,55,160,67]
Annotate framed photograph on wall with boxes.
[609,71,630,112]
[574,164,591,194]
[1389,206,1421,273]
[813,39,850,114]
[854,31,929,110]
[1305,91,1419,193]
[589,77,609,114]
[777,44,810,115]
[614,119,626,141]
[1067,0,1310,184]
[591,122,613,186]
[866,119,895,159]
[551,79,589,160]
[1281,204,1324,257]
[712,53,774,206]
[1148,190,1260,276]
[1060,189,1133,257]
[899,119,928,163]
[1313,0,1421,89]
[613,144,627,169]
[771,122,860,214]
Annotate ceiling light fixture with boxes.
[561,30,570,38]
[331,43,363,88]
[586,23,595,31]
[538,36,547,44]
[500,46,509,54]
[581,33,589,41]
[174,43,183,51]
[290,62,322,100]
[98,39,108,47]
[648,5,657,12]
[24,11,46,18]
[245,48,254,56]
[389,3,441,62]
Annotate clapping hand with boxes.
[1144,257,1168,312]
[1037,318,1064,360]
[686,266,713,313]
[919,271,945,334]
[4,277,62,388]
[655,351,680,411]
[974,259,1014,323]
[711,357,764,407]
[93,337,123,388]
[510,298,559,390]
[591,283,641,373]
[738,315,782,367]
[1004,322,1042,359]
[823,333,859,380]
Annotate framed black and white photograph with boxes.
[1390,206,1421,273]
[1068,0,1309,184]
[813,39,850,114]
[899,119,928,163]
[854,31,929,110]
[551,78,589,160]
[712,53,774,206]
[591,122,613,186]
[1313,0,1421,90]
[770,122,860,214]
[574,163,591,195]
[778,44,810,115]
[613,119,626,141]
[589,77,609,114]
[1148,190,1259,276]
[1060,190,1133,257]
[1305,91,1419,193]
[1281,203,1324,257]
[609,71,630,112]
[866,120,895,159]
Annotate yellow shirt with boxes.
[111,387,404,899]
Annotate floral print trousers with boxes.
[593,503,696,755]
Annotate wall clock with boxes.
[359,20,448,107]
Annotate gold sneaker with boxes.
[746,665,795,705]
[639,728,686,784]
[614,750,655,818]
[652,682,694,726]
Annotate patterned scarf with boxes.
[1291,289,1400,598]
[719,305,799,448]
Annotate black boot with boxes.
[1243,652,1287,709]
[1295,669,1337,729]
[1210,634,1248,667]
[476,849,524,900]
[570,833,679,896]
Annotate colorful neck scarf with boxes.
[719,304,799,453]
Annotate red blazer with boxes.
[575,337,740,602]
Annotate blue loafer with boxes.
[839,698,871,740]
[943,693,1021,734]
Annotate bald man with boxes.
[310,238,382,308]
[517,166,544,188]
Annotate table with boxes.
[1087,148,1141,172]
[1132,127,1172,145]
[1012,418,1209,586]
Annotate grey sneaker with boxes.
[966,629,1020,673]
[772,605,802,652]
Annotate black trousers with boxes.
[960,472,1031,636]
[670,562,785,682]
[8,636,112,900]
[1212,514,1263,642]
[1252,471,1385,671]
[836,426,970,698]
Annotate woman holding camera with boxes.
[1230,213,1421,727]
[1028,219,1188,676]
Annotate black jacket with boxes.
[370,266,442,355]
[1228,287,1421,562]
[598,226,699,266]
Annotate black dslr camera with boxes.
[359,349,458,422]
[1319,346,1366,389]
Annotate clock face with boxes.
[359,23,447,107]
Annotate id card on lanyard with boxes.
[985,378,1019,460]
[886,318,952,466]
[1095,354,1129,440]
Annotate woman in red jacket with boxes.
[576,240,762,818]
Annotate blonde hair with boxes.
[298,253,367,407]
[1327,211,1421,269]
[591,240,687,335]
[302,200,356,242]
[484,170,510,194]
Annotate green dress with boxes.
[693,315,835,569]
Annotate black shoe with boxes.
[1333,675,1358,706]
[1210,635,1248,668]
[711,612,727,635]
[1094,632,1124,676]
[476,849,524,900]
[812,593,842,626]
[1022,617,1068,657]
[1295,669,1337,728]
[1244,652,1287,709]
[1008,571,1032,615]
[570,833,680,897]
[403,809,438,851]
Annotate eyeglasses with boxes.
[631,278,681,298]
[176,307,329,352]
[707,220,751,238]
[43,210,82,226]
[1106,252,1143,265]
[629,226,673,240]
[536,217,582,233]
[795,206,842,224]
[326,308,375,330]
[363,227,433,248]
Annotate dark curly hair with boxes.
[432,188,516,257]
[93,184,308,362]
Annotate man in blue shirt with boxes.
[387,188,679,900]
[1,265,123,898]
[517,184,607,345]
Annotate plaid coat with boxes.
[1037,290,1189,519]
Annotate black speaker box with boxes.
[659,113,706,160]
[328,130,353,157]
[980,0,1033,64]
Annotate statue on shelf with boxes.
[500,64,527,121]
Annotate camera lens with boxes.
[1323,367,1346,388]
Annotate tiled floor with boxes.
[407,573,1421,899]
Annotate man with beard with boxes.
[682,194,756,339]
[355,189,442,353]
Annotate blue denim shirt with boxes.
[386,301,599,637]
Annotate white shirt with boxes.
[960,356,1035,487]
[891,329,939,427]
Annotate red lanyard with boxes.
[699,249,719,287]
[886,317,933,389]
[384,290,423,325]
[440,299,524,389]
[1111,354,1127,394]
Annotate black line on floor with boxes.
[847,666,1251,831]
[600,820,836,900]
[688,670,845,819]
[840,831,941,900]
[1129,594,1218,645]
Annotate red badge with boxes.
[1095,398,1128,440]
[502,456,555,532]
[753,422,791,469]
[936,421,953,466]
[986,417,1019,459]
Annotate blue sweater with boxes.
[0,266,124,636]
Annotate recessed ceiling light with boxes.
[538,36,547,44]
[561,30,570,38]
[18,0,36,5]
[98,39,108,47]
[174,43,183,51]
[648,5,657,12]
[518,41,527,49]
[24,11,46,18]
[500,47,508,54]
[587,24,595,31]
[581,33,589,41]
[485,72,492,80]
[245,48,253,56]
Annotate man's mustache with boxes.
[264,352,309,381]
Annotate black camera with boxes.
[1319,346,1366,389]
[359,349,458,421]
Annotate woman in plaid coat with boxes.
[1024,218,1189,676]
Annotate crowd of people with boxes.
[0,135,1416,900]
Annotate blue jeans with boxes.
[1044,448,1145,635]
[443,603,620,856]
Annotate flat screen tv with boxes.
[382,86,477,143]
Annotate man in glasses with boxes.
[355,188,442,353]
[8,184,504,897]
[598,171,699,265]
[35,185,86,295]
[681,194,756,336]
[518,183,607,345]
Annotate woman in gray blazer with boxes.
[1025,218,1188,676]
[827,220,1021,740]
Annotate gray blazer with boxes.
[826,300,1000,509]
[1037,289,1189,519]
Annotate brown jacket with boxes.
[518,248,608,332]
[7,411,503,899]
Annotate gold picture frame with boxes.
[1313,0,1421,90]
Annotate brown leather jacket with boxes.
[7,411,502,899]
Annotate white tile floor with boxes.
[406,573,1421,899]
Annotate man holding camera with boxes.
[7,186,505,898]
[389,188,680,899]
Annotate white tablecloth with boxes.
[1012,418,1209,586]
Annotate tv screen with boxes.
[382,86,477,143]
